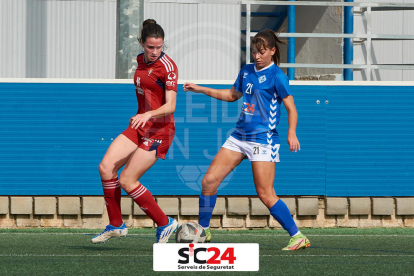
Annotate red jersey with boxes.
[134,52,178,134]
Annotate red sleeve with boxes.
[161,55,178,92]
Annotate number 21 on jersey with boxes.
[245,83,253,94]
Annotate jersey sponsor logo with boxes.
[242,102,255,115]
[135,77,145,95]
[243,72,248,79]
[137,87,145,95]
[166,81,176,87]
[168,72,177,80]
[258,75,266,83]
[261,149,267,155]
[245,83,253,94]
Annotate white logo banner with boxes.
[153,243,259,271]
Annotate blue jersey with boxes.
[231,62,291,146]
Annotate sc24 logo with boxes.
[178,244,236,264]
[242,102,255,113]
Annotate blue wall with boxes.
[0,82,413,196]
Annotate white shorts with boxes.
[222,136,280,162]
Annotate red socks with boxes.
[102,179,168,227]
[102,178,123,227]
[128,185,168,227]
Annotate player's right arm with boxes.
[183,83,242,102]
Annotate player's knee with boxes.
[257,191,278,208]
[257,191,271,204]
[118,171,138,190]
[98,161,113,176]
[202,174,217,187]
[118,178,129,190]
[201,174,219,193]
[257,191,267,202]
[118,173,129,189]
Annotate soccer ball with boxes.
[175,222,206,243]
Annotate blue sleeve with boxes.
[274,74,291,99]
[233,69,243,93]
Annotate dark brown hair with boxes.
[138,19,164,44]
[252,29,286,66]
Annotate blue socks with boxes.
[199,195,298,236]
[269,199,299,237]
[199,194,217,228]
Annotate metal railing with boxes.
[242,1,414,81]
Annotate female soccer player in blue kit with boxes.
[183,30,310,250]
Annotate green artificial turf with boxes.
[0,228,413,275]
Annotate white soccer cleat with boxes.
[91,222,128,244]
[156,217,178,243]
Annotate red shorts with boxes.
[122,125,175,160]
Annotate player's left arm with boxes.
[283,95,300,152]
[130,90,176,129]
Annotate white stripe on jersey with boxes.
[161,56,171,71]
[162,56,174,72]
[161,56,173,72]
[160,57,170,73]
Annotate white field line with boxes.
[1,233,414,237]
[0,233,155,236]
[262,255,414,257]
[0,254,151,257]
[198,234,414,237]
[0,254,413,257]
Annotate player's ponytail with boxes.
[138,19,165,43]
[252,29,286,66]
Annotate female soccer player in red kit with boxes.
[91,19,179,244]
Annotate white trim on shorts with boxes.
[222,136,280,163]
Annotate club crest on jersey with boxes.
[168,72,177,80]
[258,75,266,83]
[148,68,153,76]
